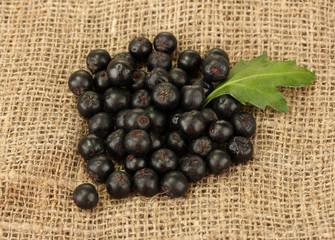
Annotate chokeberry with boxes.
[190,78,214,97]
[106,59,133,87]
[77,91,103,118]
[213,94,242,120]
[73,183,98,209]
[145,67,170,90]
[115,109,130,129]
[124,130,151,156]
[203,48,229,64]
[124,108,151,131]
[226,136,253,164]
[130,70,147,92]
[88,112,114,138]
[103,88,130,113]
[178,110,206,138]
[208,120,234,143]
[147,51,172,71]
[128,37,152,61]
[202,55,229,82]
[177,50,201,74]
[151,82,180,110]
[87,154,115,182]
[165,131,186,152]
[150,132,164,152]
[106,171,132,199]
[145,107,166,133]
[94,70,112,93]
[169,110,183,130]
[189,136,213,157]
[153,32,177,54]
[114,52,136,68]
[206,149,232,175]
[201,108,218,125]
[180,85,205,110]
[161,171,189,198]
[180,154,207,182]
[106,129,126,159]
[78,134,105,160]
[68,70,93,96]
[86,49,111,74]
[131,89,152,108]
[168,68,188,88]
[133,168,159,197]
[124,155,148,175]
[231,112,256,137]
[150,148,178,175]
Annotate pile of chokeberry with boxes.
[69,32,255,209]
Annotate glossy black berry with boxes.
[161,171,189,198]
[131,89,152,108]
[73,183,98,209]
[226,136,253,164]
[87,154,115,182]
[203,48,229,63]
[208,120,234,143]
[145,107,166,133]
[68,70,93,96]
[106,171,132,199]
[86,49,111,74]
[150,148,178,175]
[180,85,205,110]
[88,112,114,138]
[106,129,126,159]
[151,82,180,110]
[202,55,229,82]
[153,32,177,54]
[114,52,136,68]
[94,70,112,93]
[115,109,130,129]
[133,168,159,197]
[168,68,188,88]
[124,155,148,175]
[78,134,105,160]
[165,131,186,152]
[124,108,151,131]
[180,154,207,182]
[107,59,133,87]
[190,78,214,97]
[145,67,170,90]
[178,110,206,138]
[206,149,232,175]
[150,132,164,152]
[177,50,201,74]
[201,108,218,125]
[103,88,130,113]
[124,130,151,156]
[189,136,213,157]
[147,51,172,71]
[130,70,147,92]
[169,110,183,130]
[77,91,103,118]
[213,94,242,120]
[231,112,256,137]
[128,37,152,61]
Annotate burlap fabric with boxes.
[1,0,334,239]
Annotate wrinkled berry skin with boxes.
[145,67,170,90]
[73,183,98,209]
[124,130,151,156]
[107,59,133,87]
[180,154,207,182]
[201,108,218,125]
[178,110,206,138]
[203,48,229,63]
[68,70,93,96]
[147,51,172,71]
[124,155,148,175]
[202,55,229,82]
[190,79,214,97]
[77,91,103,118]
[165,131,186,153]
[128,37,152,61]
[131,89,152,108]
[86,49,111,74]
[106,171,132,199]
[87,154,115,182]
[106,129,126,159]
[180,85,205,110]
[168,68,188,88]
[213,94,242,120]
[189,136,213,157]
[226,136,253,164]
[115,109,130,129]
[150,148,178,175]
[206,149,232,175]
[231,112,256,137]
[88,112,114,138]
[94,70,111,93]
[151,83,180,111]
[153,32,177,54]
[208,120,234,143]
[178,50,201,73]
[133,168,160,197]
[114,52,136,68]
[78,134,105,160]
[103,88,130,114]
[130,70,147,92]
[161,171,189,198]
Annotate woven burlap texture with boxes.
[1,0,334,239]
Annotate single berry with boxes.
[202,55,229,82]
[206,149,232,175]
[145,107,166,133]
[87,154,115,182]
[114,52,136,68]
[150,148,178,175]
[169,110,183,130]
[106,59,133,87]
[128,37,152,61]
[88,112,114,138]
[131,89,152,108]
[151,82,180,110]
[78,134,105,160]
[168,68,188,88]
[106,171,132,199]
[86,49,111,74]
[177,50,201,73]
[149,132,165,152]
[190,78,214,97]
[213,95,242,120]
[226,136,253,164]
[124,108,151,131]
[103,88,130,113]
[153,32,177,54]
[189,136,213,157]
[124,155,148,175]
[77,91,103,118]
[180,154,207,182]
[106,129,126,159]
[161,171,189,198]
[68,70,93,96]
[203,48,229,63]
[133,168,159,197]
[201,108,218,125]
[73,183,98,209]
[115,109,130,129]
[165,131,186,152]
[147,51,172,71]
[145,67,170,90]
[208,120,234,143]
[178,110,206,138]
[180,85,205,110]
[231,112,256,137]
[124,130,151,156]
[93,70,112,93]
[130,70,147,92]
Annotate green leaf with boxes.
[204,53,316,112]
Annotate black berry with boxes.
[231,112,256,137]
[133,168,159,197]
[106,171,132,199]
[147,51,172,71]
[177,50,201,74]
[73,183,98,209]
[203,48,229,64]
[168,68,188,88]
[189,136,213,157]
[150,132,165,152]
[161,171,189,198]
[114,52,136,68]
[124,130,151,156]
[131,89,152,108]
[165,131,186,152]
[124,108,151,131]
[124,155,148,175]
[128,37,152,61]
[130,70,147,92]
[226,136,253,164]
[106,59,133,87]
[93,70,112,93]
[86,49,111,74]
[78,134,105,160]
[206,149,232,175]
[153,32,177,54]
[106,129,126,159]
[202,55,229,82]
[115,109,130,129]
[150,148,178,175]
[151,82,180,110]
[145,67,170,90]
[180,154,207,182]
[201,108,218,125]
[190,78,214,97]
[169,110,183,130]
[68,70,93,96]
[77,91,103,118]
[103,88,130,113]
[213,94,242,120]
[145,107,166,133]
[88,112,114,138]
[178,110,206,138]
[208,120,234,143]
[180,85,205,110]
[87,154,115,182]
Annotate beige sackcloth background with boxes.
[0,0,334,239]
